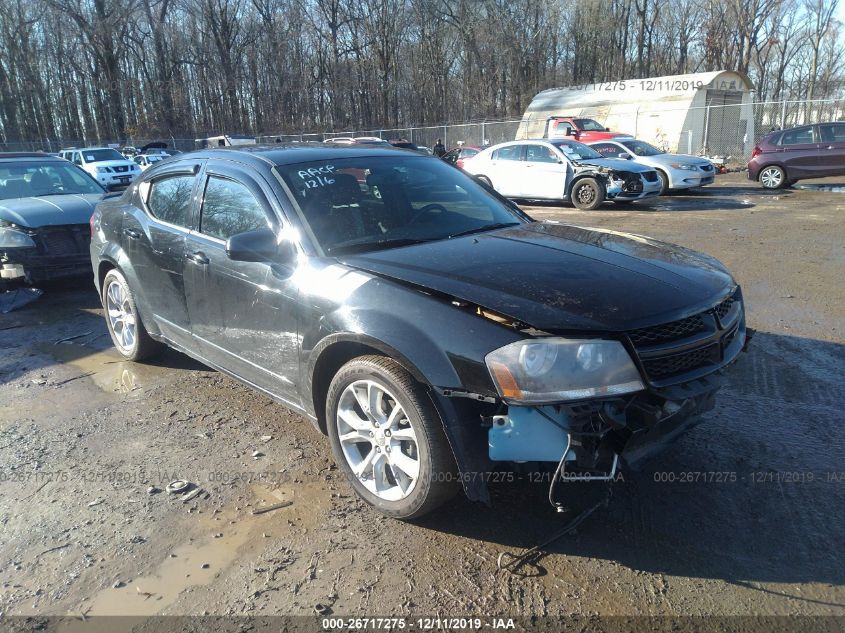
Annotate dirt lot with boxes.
[1,173,844,627]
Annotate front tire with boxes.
[102,269,164,361]
[571,177,605,210]
[656,169,670,195]
[759,165,786,189]
[326,355,458,519]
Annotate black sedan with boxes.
[1,153,105,287]
[90,145,749,519]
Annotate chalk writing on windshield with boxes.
[298,165,336,189]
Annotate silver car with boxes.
[586,139,716,194]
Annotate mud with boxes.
[1,173,844,621]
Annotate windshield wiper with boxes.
[446,222,520,239]
[327,237,436,255]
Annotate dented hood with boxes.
[339,222,735,332]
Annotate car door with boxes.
[519,144,567,199]
[818,123,845,177]
[123,160,204,345]
[183,162,301,404]
[776,125,819,178]
[487,145,524,196]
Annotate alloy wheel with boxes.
[760,167,783,188]
[106,280,136,353]
[336,379,420,501]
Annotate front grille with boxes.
[37,226,89,257]
[643,171,658,182]
[642,344,719,379]
[714,295,734,320]
[628,314,706,345]
[628,290,742,384]
[623,177,643,193]
[113,165,129,173]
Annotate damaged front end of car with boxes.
[431,288,752,506]
[571,162,658,201]
[0,219,92,285]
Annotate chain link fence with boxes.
[3,98,843,164]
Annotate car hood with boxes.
[339,223,735,332]
[90,160,137,169]
[0,193,102,227]
[574,157,654,173]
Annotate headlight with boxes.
[95,166,113,173]
[669,163,697,171]
[485,338,644,403]
[0,225,36,248]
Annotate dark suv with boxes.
[90,145,749,519]
[748,122,845,188]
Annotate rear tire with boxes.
[571,177,605,210]
[326,355,458,520]
[102,269,164,361]
[759,165,786,189]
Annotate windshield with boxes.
[550,140,603,161]
[621,139,664,156]
[0,160,104,200]
[83,149,125,162]
[575,118,606,132]
[276,155,524,255]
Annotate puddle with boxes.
[83,524,253,616]
[34,343,157,394]
[794,184,845,192]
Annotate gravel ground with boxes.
[1,173,843,626]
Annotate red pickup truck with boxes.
[545,116,632,143]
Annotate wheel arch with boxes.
[308,333,430,435]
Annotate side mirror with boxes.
[226,229,291,263]
[605,127,610,132]
[566,128,576,137]
[618,152,632,160]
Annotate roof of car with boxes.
[0,152,67,162]
[178,144,417,167]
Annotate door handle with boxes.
[123,228,141,240]
[826,145,835,150]
[186,251,209,265]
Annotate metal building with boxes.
[517,70,756,157]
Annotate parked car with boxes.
[58,147,140,190]
[195,135,257,149]
[587,139,716,194]
[748,122,845,188]
[133,153,168,171]
[0,153,105,287]
[387,139,425,153]
[463,139,661,209]
[324,136,391,147]
[442,145,481,169]
[90,145,748,519]
[121,146,139,158]
[544,116,633,143]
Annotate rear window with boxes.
[145,175,195,227]
[492,146,522,161]
[777,127,815,145]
